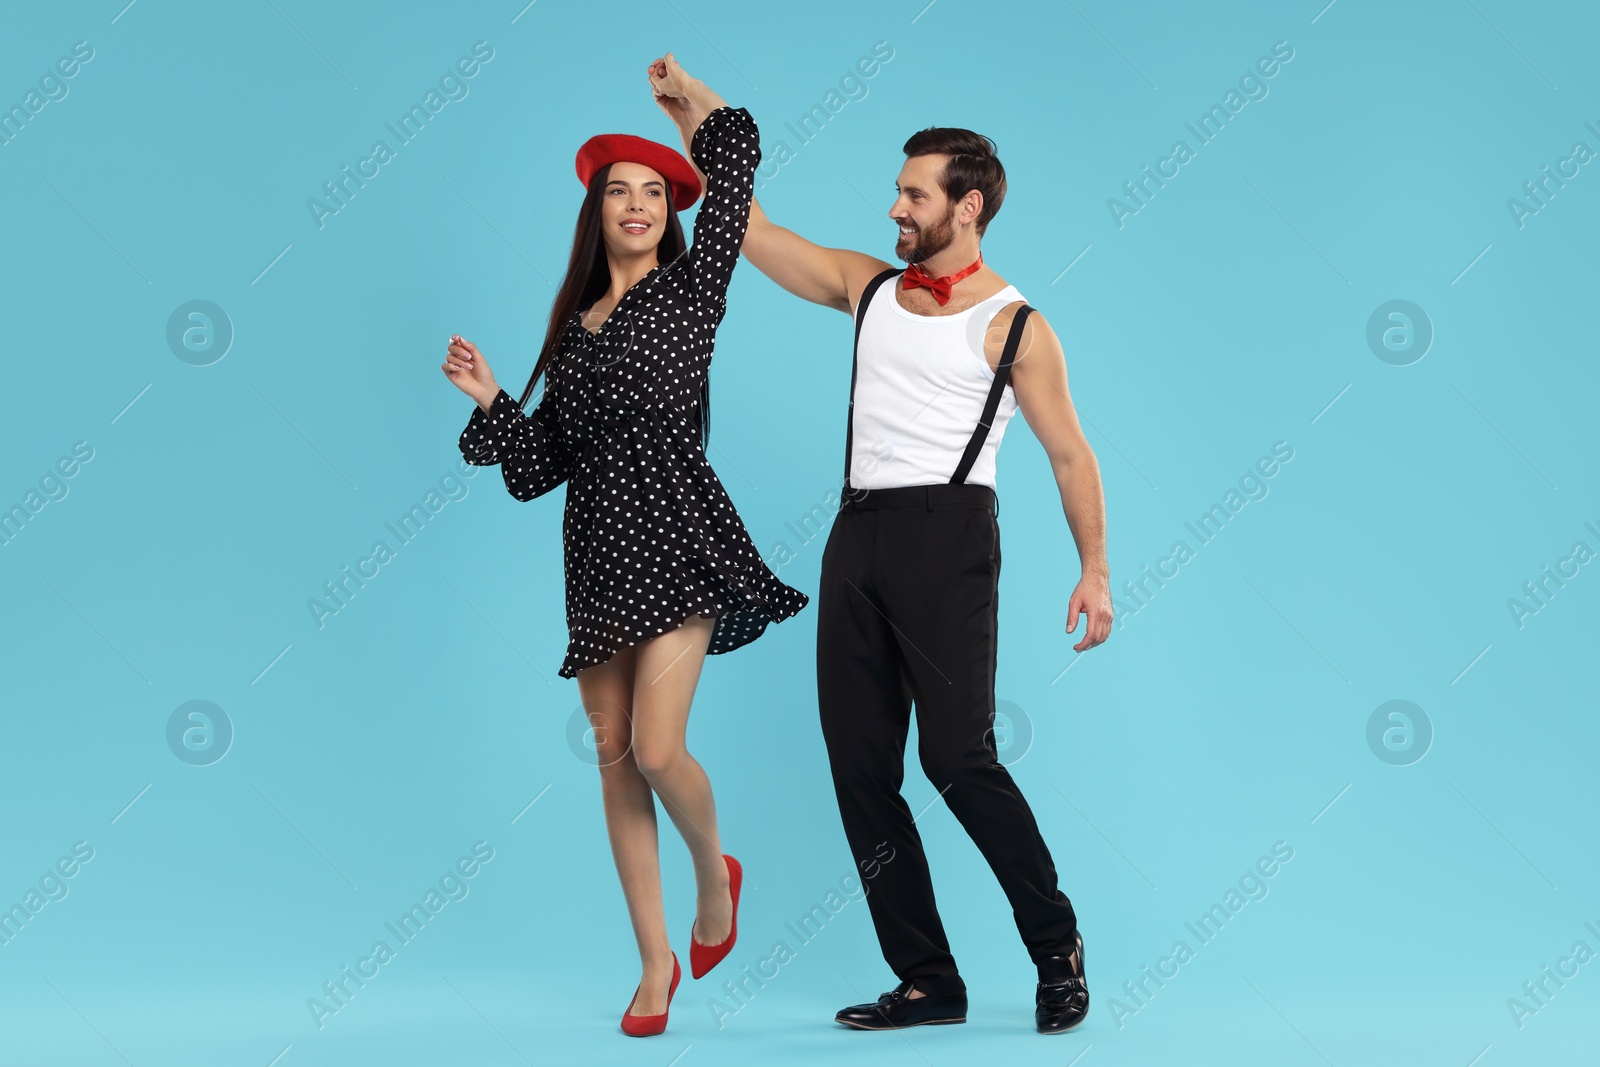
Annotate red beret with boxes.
[574,133,702,211]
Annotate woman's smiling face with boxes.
[602,161,669,255]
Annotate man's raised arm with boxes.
[648,52,893,316]
[744,195,894,315]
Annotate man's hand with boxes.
[646,52,716,129]
[1066,572,1112,652]
[646,52,690,112]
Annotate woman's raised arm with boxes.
[648,53,758,315]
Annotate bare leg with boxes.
[630,613,734,953]
[576,643,675,1017]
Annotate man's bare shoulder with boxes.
[982,295,1064,375]
[838,252,901,316]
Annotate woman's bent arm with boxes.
[458,387,574,500]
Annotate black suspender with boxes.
[843,267,903,492]
[844,265,1033,492]
[950,302,1032,485]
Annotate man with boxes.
[649,53,1112,1034]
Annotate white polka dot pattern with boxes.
[458,105,809,679]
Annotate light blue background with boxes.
[1,1,1596,1064]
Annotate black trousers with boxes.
[816,482,1078,997]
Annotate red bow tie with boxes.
[901,252,983,306]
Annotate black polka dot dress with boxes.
[458,105,809,680]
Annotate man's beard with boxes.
[895,203,957,265]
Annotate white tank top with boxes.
[849,278,1026,489]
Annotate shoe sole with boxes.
[835,1016,967,1030]
[1037,1016,1087,1034]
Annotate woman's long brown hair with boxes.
[515,164,709,448]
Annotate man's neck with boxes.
[907,242,981,278]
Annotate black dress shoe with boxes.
[1035,930,1089,1034]
[835,980,968,1030]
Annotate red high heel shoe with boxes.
[690,854,742,979]
[620,952,680,1037]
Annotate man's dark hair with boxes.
[901,127,1007,236]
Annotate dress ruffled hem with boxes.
[557,578,810,680]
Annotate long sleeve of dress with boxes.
[686,105,761,319]
[458,386,573,501]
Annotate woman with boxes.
[441,55,807,1036]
